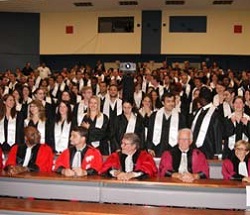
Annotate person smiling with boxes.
[99,133,157,181]
[222,140,250,181]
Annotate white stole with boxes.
[23,147,32,167]
[223,102,232,117]
[152,108,179,147]
[103,96,122,118]
[191,104,216,148]
[54,121,71,153]
[126,114,136,133]
[178,152,188,174]
[77,101,88,126]
[0,116,17,146]
[125,154,134,172]
[239,161,248,177]
[228,113,249,150]
[72,151,81,168]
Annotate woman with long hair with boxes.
[0,94,24,153]
[24,99,52,146]
[81,95,109,155]
[51,101,73,154]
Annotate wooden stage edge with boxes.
[0,197,249,215]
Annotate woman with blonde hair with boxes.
[222,140,250,182]
[81,95,109,155]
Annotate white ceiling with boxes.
[0,0,250,13]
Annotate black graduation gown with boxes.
[147,111,187,157]
[192,107,223,159]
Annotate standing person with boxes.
[73,86,93,126]
[24,100,52,145]
[37,62,51,80]
[222,140,250,181]
[191,86,223,159]
[147,92,186,157]
[112,100,145,152]
[223,96,250,159]
[99,133,157,180]
[4,126,53,175]
[0,94,24,153]
[54,126,103,177]
[51,101,73,154]
[81,96,109,155]
[159,129,209,182]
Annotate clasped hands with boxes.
[172,172,199,182]
[113,170,135,181]
[6,165,29,176]
[61,168,87,177]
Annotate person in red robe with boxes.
[54,126,102,177]
[159,128,209,182]
[99,133,157,180]
[222,140,250,181]
[4,126,53,175]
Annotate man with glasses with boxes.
[99,133,157,181]
[159,128,209,182]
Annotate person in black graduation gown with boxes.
[112,100,145,152]
[223,96,250,159]
[81,96,109,155]
[0,94,24,153]
[191,86,223,159]
[147,92,187,157]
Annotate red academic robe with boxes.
[5,144,53,172]
[159,148,209,178]
[54,145,103,173]
[222,157,250,180]
[99,150,157,178]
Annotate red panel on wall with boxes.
[66,26,74,34]
[234,25,242,34]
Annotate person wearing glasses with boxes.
[99,133,157,181]
[159,128,209,182]
[222,140,250,181]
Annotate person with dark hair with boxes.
[191,86,223,159]
[223,96,250,159]
[147,92,187,157]
[51,101,73,154]
[159,129,209,182]
[54,126,102,177]
[4,126,53,175]
[222,140,250,181]
[112,100,145,152]
[0,94,24,153]
[99,133,157,180]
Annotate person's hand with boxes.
[180,172,197,182]
[61,168,75,177]
[73,168,87,177]
[7,165,28,176]
[81,122,90,129]
[171,173,182,179]
[148,149,155,157]
[231,115,236,123]
[242,177,250,183]
[117,172,134,181]
[241,117,248,125]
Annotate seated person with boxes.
[99,133,157,181]
[4,126,53,176]
[159,128,209,182]
[222,140,250,182]
[55,126,103,177]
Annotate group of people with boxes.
[1,60,250,182]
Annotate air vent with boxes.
[213,0,233,5]
[74,2,93,7]
[119,1,138,6]
[165,0,185,5]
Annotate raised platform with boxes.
[0,171,246,210]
